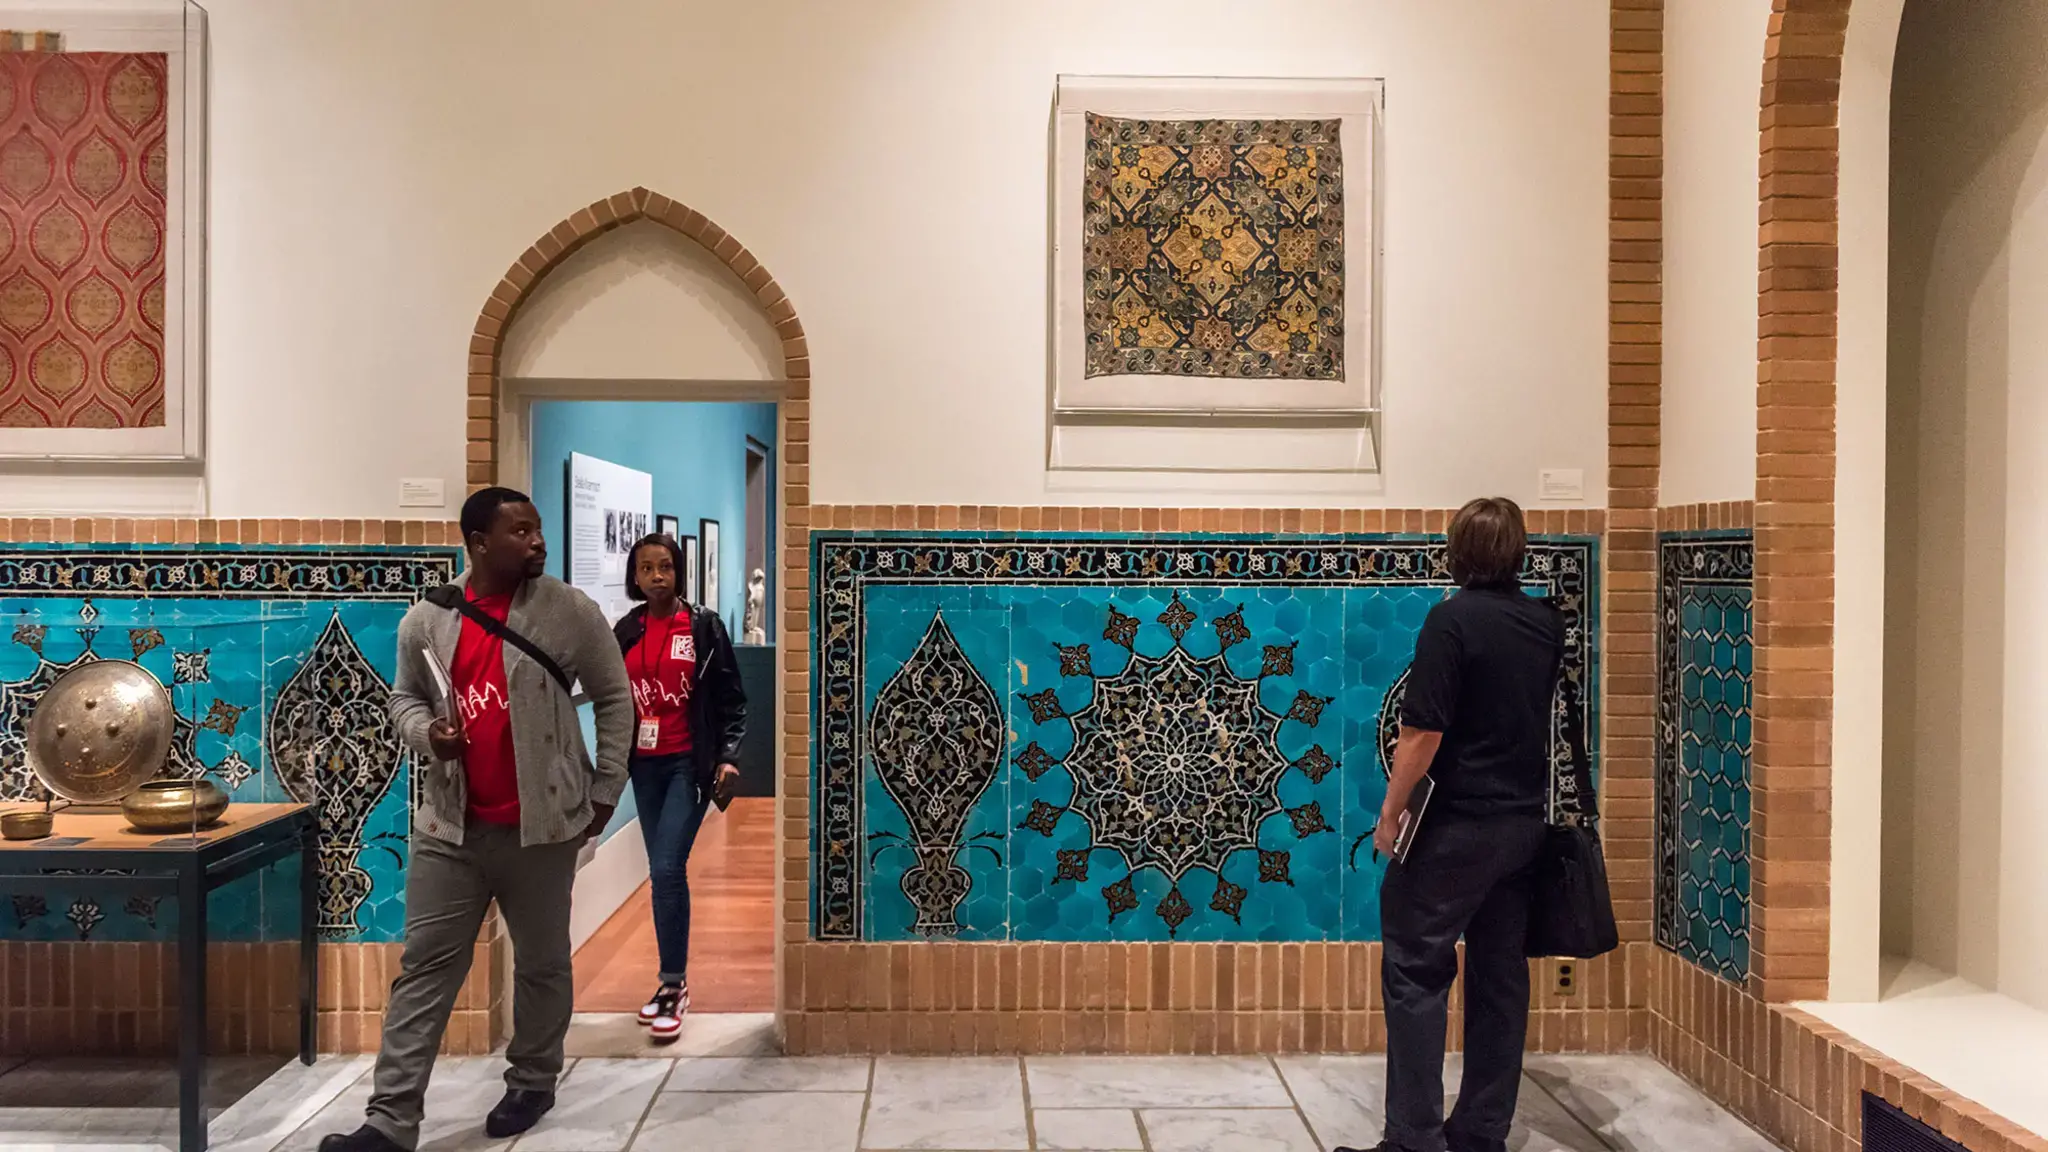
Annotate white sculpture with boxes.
[743,568,767,645]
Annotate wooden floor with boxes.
[572,796,776,1014]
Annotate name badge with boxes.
[636,718,660,750]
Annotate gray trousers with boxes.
[365,821,579,1150]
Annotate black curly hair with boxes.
[624,533,688,602]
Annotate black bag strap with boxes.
[428,585,573,695]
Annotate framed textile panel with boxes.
[1051,76,1380,429]
[0,2,205,462]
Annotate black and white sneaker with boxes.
[645,982,688,1043]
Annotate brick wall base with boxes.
[780,941,1654,1057]
[0,934,506,1057]
[1653,952,2048,1152]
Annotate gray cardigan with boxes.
[389,572,634,847]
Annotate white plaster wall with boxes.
[11,0,1608,517]
[1829,0,1904,1006]
[1661,0,1770,507]
[500,221,784,382]
[1882,0,2048,1011]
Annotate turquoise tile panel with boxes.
[811,532,1602,943]
[859,586,1011,941]
[1656,533,1754,984]
[0,545,459,944]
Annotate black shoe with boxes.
[484,1088,556,1139]
[318,1126,406,1152]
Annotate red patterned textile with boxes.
[0,52,168,429]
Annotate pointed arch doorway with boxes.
[463,188,809,1038]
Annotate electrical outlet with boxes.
[1554,961,1577,996]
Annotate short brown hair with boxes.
[1446,497,1527,588]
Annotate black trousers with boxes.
[1379,812,1547,1152]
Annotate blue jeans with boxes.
[628,752,712,985]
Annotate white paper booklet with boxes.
[422,646,457,725]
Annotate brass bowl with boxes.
[0,811,53,841]
[121,779,229,833]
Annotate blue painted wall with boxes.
[530,400,776,842]
[529,400,776,638]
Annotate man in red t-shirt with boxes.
[323,488,632,1152]
[447,585,521,825]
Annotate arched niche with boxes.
[500,218,785,382]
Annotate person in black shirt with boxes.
[1338,497,1564,1152]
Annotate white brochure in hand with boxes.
[422,646,457,726]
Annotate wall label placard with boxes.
[566,452,652,624]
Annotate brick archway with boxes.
[1752,0,1849,1004]
[464,187,814,1020]
[463,186,810,490]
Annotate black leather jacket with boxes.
[613,602,747,781]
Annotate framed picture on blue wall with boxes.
[700,519,721,616]
[656,514,680,541]
[679,535,700,605]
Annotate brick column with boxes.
[1752,0,1848,1005]
[1607,0,1664,942]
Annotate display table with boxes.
[0,802,317,1152]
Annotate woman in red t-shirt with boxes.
[613,534,748,1043]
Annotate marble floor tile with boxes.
[1525,1055,1781,1152]
[4,1144,174,1151]
[400,1057,531,1152]
[0,1056,283,1109]
[509,1058,670,1152]
[202,1049,1788,1152]
[662,1056,871,1094]
[1026,1056,1293,1109]
[564,1012,778,1058]
[1441,1056,1606,1152]
[1138,1108,1321,1152]
[281,1057,520,1152]
[0,1107,182,1140]
[862,1057,1029,1150]
[1273,1055,1386,1148]
[1480,1084,1608,1151]
[633,1090,864,1152]
[212,1056,374,1152]
[1276,1054,1608,1152]
[1031,1107,1144,1150]
[276,1076,376,1152]
[0,1057,351,1152]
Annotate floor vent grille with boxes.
[1863,1092,1973,1152]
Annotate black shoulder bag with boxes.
[425,585,573,695]
[1525,714,1620,959]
